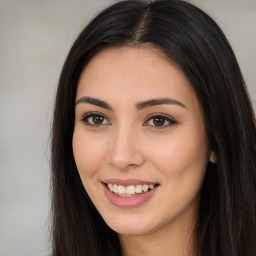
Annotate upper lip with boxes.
[101,178,159,186]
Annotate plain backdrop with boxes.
[0,0,255,255]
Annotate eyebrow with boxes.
[136,98,187,110]
[76,96,113,110]
[76,96,186,110]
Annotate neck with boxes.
[118,218,196,256]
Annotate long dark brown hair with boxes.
[51,1,256,255]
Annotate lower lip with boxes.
[102,184,158,208]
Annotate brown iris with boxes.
[153,117,165,126]
[93,115,104,124]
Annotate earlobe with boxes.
[209,151,217,164]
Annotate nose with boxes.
[106,126,145,170]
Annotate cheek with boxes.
[148,132,208,217]
[147,131,208,178]
[72,130,106,178]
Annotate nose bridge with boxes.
[107,123,144,169]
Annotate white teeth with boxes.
[108,183,114,191]
[149,184,154,189]
[126,185,135,195]
[106,183,156,196]
[142,184,149,192]
[135,184,143,193]
[118,185,126,195]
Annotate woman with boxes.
[51,0,256,255]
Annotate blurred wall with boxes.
[0,0,255,256]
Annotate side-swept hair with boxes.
[51,1,256,255]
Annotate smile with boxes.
[102,179,159,207]
[107,183,157,197]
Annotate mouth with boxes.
[101,179,159,208]
[104,183,158,197]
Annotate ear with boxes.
[209,151,217,164]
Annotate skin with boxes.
[73,46,212,256]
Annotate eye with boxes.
[81,112,110,126]
[144,114,176,128]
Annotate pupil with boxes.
[153,117,165,126]
[93,115,103,124]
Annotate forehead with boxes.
[76,46,199,109]
[80,46,179,81]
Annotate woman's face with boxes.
[73,46,211,237]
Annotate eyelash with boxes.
[80,112,111,127]
[80,112,176,129]
[144,113,176,129]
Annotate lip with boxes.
[102,182,159,208]
[102,178,158,186]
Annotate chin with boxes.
[102,213,157,236]
[111,224,151,236]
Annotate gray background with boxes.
[0,0,255,255]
